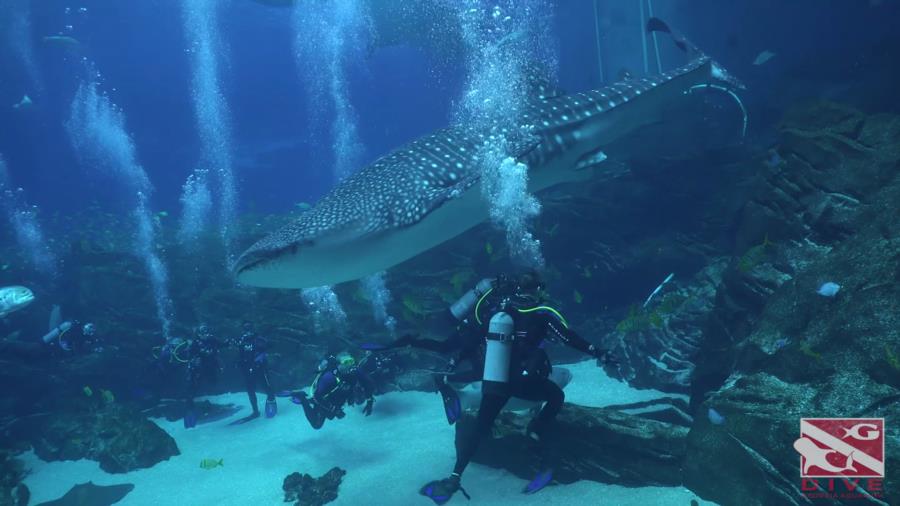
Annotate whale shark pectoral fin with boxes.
[392,174,480,229]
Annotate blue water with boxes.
[1,1,900,504]
[1,0,894,215]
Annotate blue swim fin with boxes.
[523,469,553,495]
[438,384,461,425]
[420,475,469,505]
[183,409,197,429]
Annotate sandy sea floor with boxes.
[22,360,712,505]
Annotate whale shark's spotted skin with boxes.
[249,125,487,250]
[236,57,732,288]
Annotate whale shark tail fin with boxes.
[647,17,745,91]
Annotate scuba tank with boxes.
[42,321,73,345]
[482,312,515,394]
[449,278,494,321]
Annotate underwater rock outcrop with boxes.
[282,467,346,506]
[609,260,727,394]
[684,102,900,505]
[0,451,28,506]
[28,403,179,473]
[461,405,688,487]
[34,482,135,506]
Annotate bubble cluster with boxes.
[361,271,397,335]
[301,286,348,334]
[293,1,368,182]
[0,156,56,276]
[177,168,212,246]
[182,0,237,256]
[6,0,43,92]
[67,78,174,339]
[455,0,555,269]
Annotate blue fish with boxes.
[817,282,840,297]
[708,407,726,425]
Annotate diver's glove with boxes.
[363,397,374,416]
[589,345,619,367]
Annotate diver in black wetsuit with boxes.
[419,271,616,504]
[183,325,222,428]
[233,322,277,423]
[293,352,376,430]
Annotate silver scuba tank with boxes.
[483,312,515,385]
[449,277,494,320]
[42,321,73,345]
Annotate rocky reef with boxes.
[25,402,179,473]
[459,101,900,506]
[461,404,688,487]
[282,467,346,506]
[683,102,900,505]
[0,99,896,505]
[0,451,28,506]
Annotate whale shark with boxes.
[236,33,743,288]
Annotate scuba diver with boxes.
[42,320,100,354]
[417,271,616,504]
[232,321,277,424]
[364,277,500,426]
[290,351,376,430]
[183,325,222,428]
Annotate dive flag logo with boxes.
[794,418,885,478]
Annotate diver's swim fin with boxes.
[183,409,197,429]
[277,390,307,405]
[523,469,553,495]
[438,384,462,425]
[265,398,277,418]
[420,475,469,505]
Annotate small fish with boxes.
[816,282,840,297]
[485,242,493,256]
[83,386,93,397]
[157,211,168,218]
[294,202,311,212]
[200,458,224,470]
[12,95,32,110]
[573,290,583,304]
[43,35,81,46]
[763,150,783,169]
[643,273,675,308]
[752,50,776,66]
[707,407,726,425]
[101,389,115,404]
[774,338,789,350]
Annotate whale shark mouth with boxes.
[235,53,739,289]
